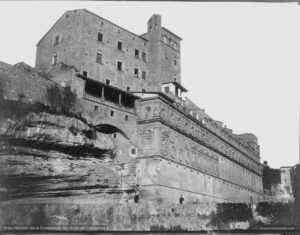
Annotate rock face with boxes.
[0,111,217,231]
[0,202,214,231]
[0,112,137,202]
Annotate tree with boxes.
[256,201,294,225]
[46,83,77,114]
[262,165,281,191]
[210,202,253,227]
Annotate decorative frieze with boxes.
[137,98,262,175]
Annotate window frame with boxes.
[142,71,146,80]
[134,68,139,78]
[117,41,123,51]
[97,32,103,42]
[96,52,103,64]
[117,61,123,71]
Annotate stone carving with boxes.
[141,130,153,153]
[138,101,261,175]
[161,131,169,156]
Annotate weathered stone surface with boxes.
[0,112,137,202]
[2,112,114,152]
[0,202,213,231]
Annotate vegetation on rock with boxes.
[46,83,77,114]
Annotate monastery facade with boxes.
[35,9,263,203]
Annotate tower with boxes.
[146,14,182,92]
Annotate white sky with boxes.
[0,1,299,168]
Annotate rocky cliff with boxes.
[0,111,138,203]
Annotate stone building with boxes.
[35,9,263,204]
[280,166,294,196]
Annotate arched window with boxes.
[173,42,178,50]
[163,35,168,44]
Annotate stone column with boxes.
[118,93,122,106]
[101,85,105,100]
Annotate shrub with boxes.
[256,201,294,225]
[46,83,77,114]
[210,202,253,227]
[262,165,281,191]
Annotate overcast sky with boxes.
[0,1,299,168]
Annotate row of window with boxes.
[162,35,179,51]
[96,52,146,79]
[94,105,130,121]
[97,32,147,62]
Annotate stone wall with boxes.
[136,96,263,203]
[0,202,216,231]
[36,9,149,93]
[0,61,51,103]
[137,96,262,177]
[146,15,181,91]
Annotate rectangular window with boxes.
[164,86,169,93]
[117,41,123,51]
[97,32,103,42]
[52,54,58,65]
[142,71,146,80]
[94,105,98,111]
[54,35,59,45]
[110,110,114,117]
[117,61,122,71]
[174,59,177,66]
[125,115,129,121]
[135,49,139,58]
[142,52,146,62]
[131,148,136,155]
[96,53,102,64]
[106,79,110,85]
[82,71,88,77]
[134,68,139,77]
[127,86,130,92]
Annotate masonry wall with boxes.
[78,96,139,149]
[36,9,149,93]
[35,10,183,94]
[136,96,263,203]
[137,157,262,204]
[0,62,51,103]
[146,15,181,92]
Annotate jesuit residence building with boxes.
[35,9,263,204]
